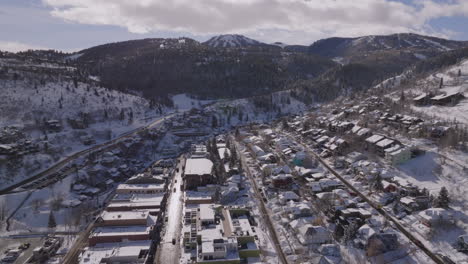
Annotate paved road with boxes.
[0,236,44,264]
[234,140,289,264]
[0,113,175,195]
[282,132,445,264]
[156,157,185,264]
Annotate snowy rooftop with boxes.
[116,183,165,191]
[91,225,152,237]
[376,138,395,148]
[99,210,149,221]
[365,134,385,144]
[79,240,151,264]
[200,204,215,221]
[185,158,213,175]
[112,193,165,203]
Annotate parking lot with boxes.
[0,236,45,264]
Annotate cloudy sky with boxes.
[2,0,468,52]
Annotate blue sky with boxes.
[1,0,468,52]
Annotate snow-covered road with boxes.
[156,157,184,264]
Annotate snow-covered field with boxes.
[171,93,215,111]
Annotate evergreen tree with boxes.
[229,147,237,168]
[459,69,462,77]
[223,149,230,161]
[282,118,289,129]
[238,110,243,122]
[211,115,218,128]
[225,138,231,149]
[439,77,444,89]
[372,174,384,191]
[48,211,57,228]
[343,221,358,243]
[435,186,450,208]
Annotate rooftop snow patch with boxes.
[185,158,213,175]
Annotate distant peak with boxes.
[203,34,264,48]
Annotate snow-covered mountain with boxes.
[309,33,468,58]
[203,34,265,48]
[0,55,167,187]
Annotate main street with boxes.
[155,156,185,264]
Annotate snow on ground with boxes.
[374,73,407,90]
[377,146,468,262]
[0,79,157,127]
[0,78,169,189]
[206,90,307,126]
[171,93,215,111]
[411,86,468,125]
[5,172,97,234]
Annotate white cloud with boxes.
[0,41,47,52]
[41,0,468,44]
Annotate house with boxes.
[365,134,385,151]
[271,174,293,188]
[338,208,372,221]
[374,138,396,156]
[251,145,265,157]
[366,233,399,256]
[319,244,341,258]
[293,151,307,166]
[297,225,332,245]
[351,125,363,135]
[310,183,323,193]
[418,208,454,227]
[356,128,371,139]
[271,165,291,175]
[344,152,367,167]
[285,201,313,219]
[413,93,431,105]
[400,196,431,213]
[430,91,465,105]
[184,158,214,190]
[318,179,343,192]
[430,126,451,138]
[382,181,397,192]
[257,153,277,164]
[0,144,15,155]
[279,191,300,203]
[386,147,411,165]
[45,119,61,131]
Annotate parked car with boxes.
[19,243,31,250]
